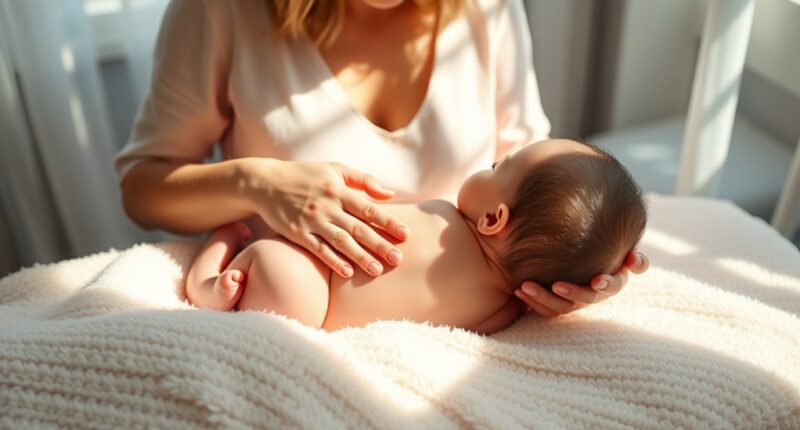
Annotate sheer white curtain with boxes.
[0,0,171,268]
[121,0,170,105]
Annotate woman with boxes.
[116,0,649,318]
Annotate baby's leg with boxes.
[185,222,252,311]
[229,238,331,329]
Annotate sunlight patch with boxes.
[641,228,697,255]
[715,257,800,289]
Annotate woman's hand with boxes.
[241,158,410,279]
[514,248,650,317]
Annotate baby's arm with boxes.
[473,297,525,335]
[185,222,252,311]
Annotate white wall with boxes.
[746,0,800,98]
[607,0,800,135]
[526,0,594,138]
[608,0,706,129]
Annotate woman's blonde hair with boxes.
[269,0,466,47]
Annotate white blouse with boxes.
[114,0,551,203]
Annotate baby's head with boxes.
[457,139,647,288]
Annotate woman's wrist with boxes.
[234,157,282,214]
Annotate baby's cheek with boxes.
[457,177,482,213]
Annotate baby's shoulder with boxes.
[413,199,459,215]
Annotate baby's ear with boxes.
[478,203,510,236]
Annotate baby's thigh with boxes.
[232,238,331,328]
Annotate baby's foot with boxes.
[212,221,252,244]
[212,269,246,310]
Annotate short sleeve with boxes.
[492,0,551,160]
[114,0,232,181]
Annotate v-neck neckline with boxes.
[302,9,443,140]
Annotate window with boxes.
[83,0,124,60]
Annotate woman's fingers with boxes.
[550,280,610,305]
[515,290,560,318]
[513,281,578,317]
[300,234,354,279]
[625,249,650,274]
[338,164,396,200]
[591,259,631,296]
[547,268,628,304]
[320,221,387,277]
[331,211,403,267]
[342,190,410,241]
[547,271,625,303]
[515,250,648,318]
[515,276,619,318]
[255,161,410,277]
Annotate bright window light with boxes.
[83,0,122,16]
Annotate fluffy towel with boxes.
[1,194,799,429]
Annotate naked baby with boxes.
[184,139,647,334]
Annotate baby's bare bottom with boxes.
[185,224,331,329]
[233,238,331,328]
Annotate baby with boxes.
[184,139,647,334]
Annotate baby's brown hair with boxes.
[501,144,647,289]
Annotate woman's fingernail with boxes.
[522,284,537,297]
[387,249,402,265]
[595,280,608,290]
[553,285,570,295]
[368,261,382,276]
[635,254,642,268]
[398,226,410,239]
[341,265,354,278]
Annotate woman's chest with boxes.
[225,14,495,200]
[322,59,432,134]
[318,11,437,133]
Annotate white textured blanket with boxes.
[1,194,799,429]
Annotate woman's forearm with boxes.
[120,156,409,278]
[120,158,265,235]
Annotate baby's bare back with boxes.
[236,200,513,332]
[322,201,511,331]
